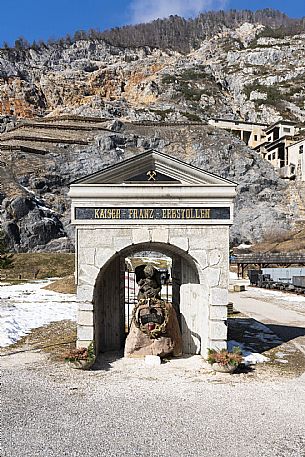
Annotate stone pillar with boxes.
[208,287,228,353]
[77,302,94,349]
[76,283,95,348]
[171,255,181,322]
[76,240,98,349]
[180,284,209,355]
[206,229,229,354]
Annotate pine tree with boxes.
[14,36,30,50]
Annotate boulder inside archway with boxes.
[93,242,202,356]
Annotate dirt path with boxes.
[2,349,305,457]
[229,287,305,357]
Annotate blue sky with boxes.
[1,0,304,46]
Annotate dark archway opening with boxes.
[93,242,200,355]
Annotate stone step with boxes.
[18,122,111,132]
[0,135,89,145]
[32,115,110,124]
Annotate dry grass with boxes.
[0,253,75,280]
[43,275,76,294]
[261,228,292,244]
[2,320,77,361]
[252,227,305,254]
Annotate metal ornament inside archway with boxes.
[68,149,236,357]
[124,263,183,358]
[134,298,168,339]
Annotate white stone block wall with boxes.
[76,225,230,354]
[76,302,94,349]
[180,284,209,355]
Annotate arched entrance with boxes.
[93,242,201,355]
[69,149,236,356]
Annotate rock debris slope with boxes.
[0,118,291,251]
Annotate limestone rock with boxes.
[3,196,65,251]
[8,196,34,220]
[0,25,304,123]
[1,21,304,250]
[0,120,297,249]
[37,237,74,253]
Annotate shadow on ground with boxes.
[266,324,305,342]
[92,350,124,371]
[228,317,305,354]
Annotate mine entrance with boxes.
[124,251,172,334]
[71,150,236,355]
[93,242,199,355]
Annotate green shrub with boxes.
[244,82,281,106]
[162,74,176,84]
[180,111,202,122]
[180,69,204,81]
[179,82,205,101]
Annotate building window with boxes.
[283,127,290,133]
[254,135,258,141]
[300,145,304,154]
[272,152,276,160]
[268,136,271,141]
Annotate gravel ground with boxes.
[2,352,305,457]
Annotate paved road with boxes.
[1,352,305,457]
[2,285,305,457]
[229,287,305,355]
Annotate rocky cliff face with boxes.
[0,23,304,124]
[0,118,293,251]
[0,19,304,252]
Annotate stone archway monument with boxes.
[69,149,236,356]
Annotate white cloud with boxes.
[130,0,228,24]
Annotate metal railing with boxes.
[231,253,305,264]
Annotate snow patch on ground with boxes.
[251,287,305,304]
[0,280,78,347]
[228,340,270,365]
[235,243,252,250]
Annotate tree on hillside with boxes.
[14,36,30,50]
[3,8,305,55]
[0,229,13,269]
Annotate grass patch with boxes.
[180,111,202,122]
[251,227,305,254]
[0,253,74,280]
[3,320,77,361]
[243,81,281,105]
[43,275,76,294]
